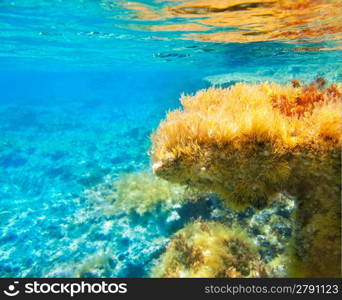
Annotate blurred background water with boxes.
[0,0,341,277]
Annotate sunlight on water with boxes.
[118,0,342,44]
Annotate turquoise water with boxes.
[0,0,341,277]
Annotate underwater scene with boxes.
[0,0,341,278]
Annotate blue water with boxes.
[0,0,341,277]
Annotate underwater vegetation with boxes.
[273,77,341,117]
[151,78,341,277]
[75,252,115,278]
[84,171,295,277]
[86,170,196,216]
[151,221,267,278]
[82,169,294,277]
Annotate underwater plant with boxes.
[151,79,341,277]
[75,252,115,278]
[92,170,196,216]
[151,221,267,278]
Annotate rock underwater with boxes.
[151,78,341,277]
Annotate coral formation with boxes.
[151,221,267,278]
[151,79,341,277]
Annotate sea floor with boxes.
[0,74,295,277]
